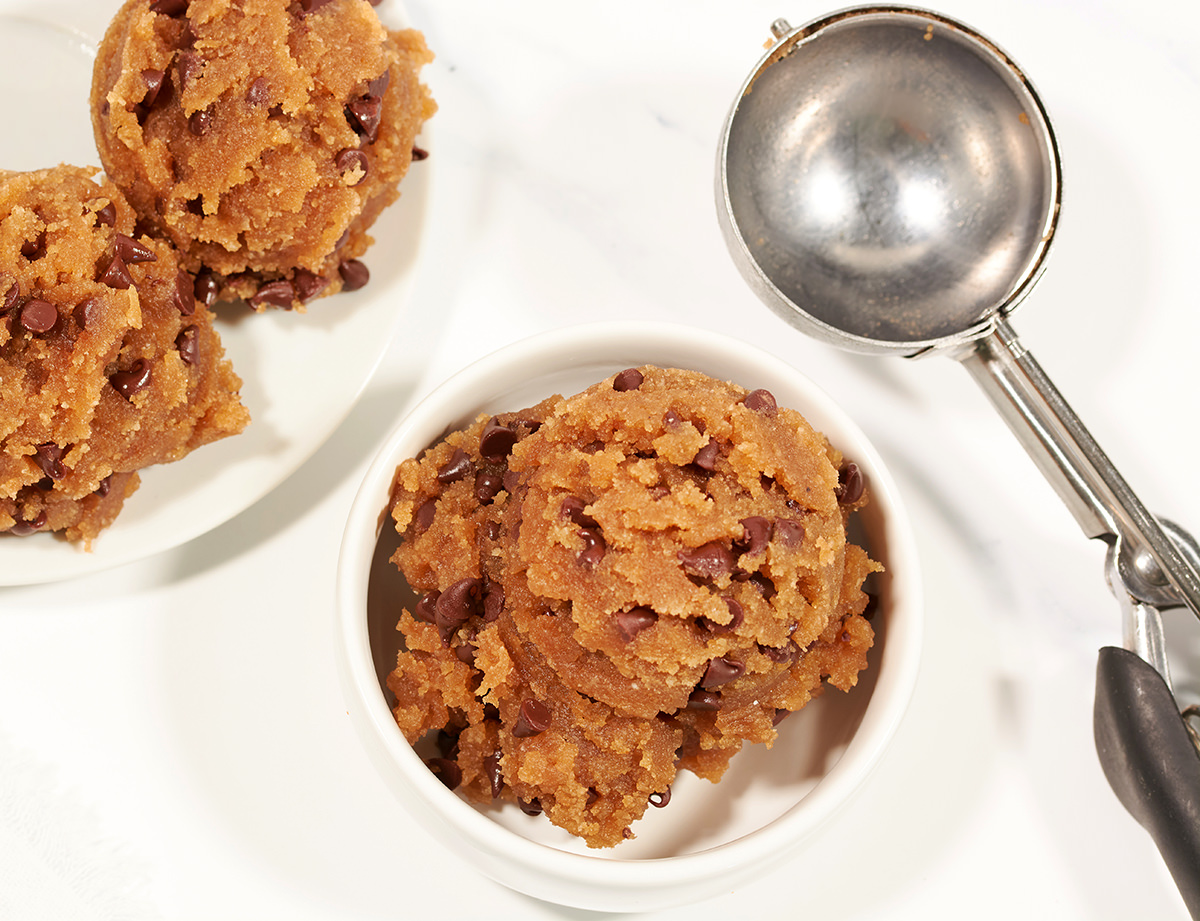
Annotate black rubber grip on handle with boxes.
[1094,645,1200,918]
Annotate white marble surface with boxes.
[2,0,1199,918]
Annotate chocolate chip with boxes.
[110,359,152,400]
[483,583,504,622]
[250,279,296,310]
[746,571,776,600]
[774,518,805,548]
[175,326,199,365]
[188,107,214,136]
[773,708,791,726]
[411,145,429,161]
[336,148,369,185]
[115,234,156,265]
[426,758,462,790]
[560,495,597,528]
[176,52,203,91]
[687,687,721,711]
[649,786,671,808]
[0,275,18,313]
[168,269,195,316]
[338,258,370,291]
[436,448,472,483]
[513,698,551,738]
[414,498,436,533]
[19,299,57,334]
[346,94,383,143]
[97,252,133,289]
[21,232,46,260]
[292,269,328,303]
[434,577,482,643]
[33,443,67,480]
[475,471,503,504]
[736,516,771,555]
[743,389,777,415]
[759,641,797,665]
[518,798,543,816]
[74,298,101,329]
[194,270,219,308]
[141,69,167,107]
[246,76,270,106]
[149,0,189,15]
[94,202,117,227]
[95,474,112,498]
[678,541,734,582]
[576,527,606,569]
[483,753,503,798]
[836,462,864,504]
[615,606,657,642]
[298,0,336,11]
[413,591,439,624]
[612,368,644,392]
[10,511,47,536]
[367,70,391,98]
[663,409,682,427]
[701,655,744,689]
[479,419,517,462]
[692,438,720,471]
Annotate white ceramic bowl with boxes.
[335,321,922,913]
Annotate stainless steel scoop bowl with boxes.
[717,7,1200,911]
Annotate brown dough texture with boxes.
[91,0,436,310]
[385,367,880,847]
[0,165,249,544]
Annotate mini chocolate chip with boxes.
[172,269,196,316]
[836,462,865,504]
[194,270,219,307]
[736,516,771,555]
[21,232,46,260]
[97,252,133,289]
[436,448,473,483]
[188,107,214,136]
[115,233,156,265]
[577,527,606,569]
[250,278,296,310]
[411,146,429,161]
[33,443,67,480]
[10,511,48,536]
[95,474,113,498]
[414,498,436,533]
[513,698,551,738]
[663,409,682,427]
[0,275,18,313]
[74,298,101,329]
[743,388,777,415]
[678,541,734,582]
[483,583,504,622]
[649,786,671,808]
[775,518,805,547]
[616,606,657,642]
[413,591,439,624]
[746,571,777,599]
[141,69,166,107]
[502,470,520,494]
[759,641,797,665]
[149,0,189,15]
[336,148,369,185]
[475,471,503,504]
[434,577,482,643]
[292,269,328,303]
[110,359,152,400]
[367,70,391,98]
[612,368,644,392]
[479,419,517,462]
[560,495,597,528]
[176,52,203,91]
[19,299,57,334]
[692,438,720,471]
[346,94,383,143]
[687,687,721,711]
[483,520,501,542]
[453,640,475,665]
[94,202,117,227]
[518,797,543,816]
[702,655,744,689]
[483,753,503,798]
[246,76,270,106]
[426,758,462,790]
[338,258,370,291]
[697,597,743,635]
[175,326,199,365]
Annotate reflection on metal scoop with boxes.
[716,7,1200,914]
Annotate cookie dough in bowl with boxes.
[335,322,922,912]
[91,0,436,310]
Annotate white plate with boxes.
[0,0,431,584]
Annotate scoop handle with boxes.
[1095,646,1200,918]
[956,316,1200,617]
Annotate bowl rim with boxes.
[334,320,923,909]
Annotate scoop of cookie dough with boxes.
[91,0,436,310]
[0,165,249,544]
[385,367,880,847]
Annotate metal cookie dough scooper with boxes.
[716,6,1200,913]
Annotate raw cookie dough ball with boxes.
[385,367,880,847]
[91,0,436,310]
[0,165,250,544]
